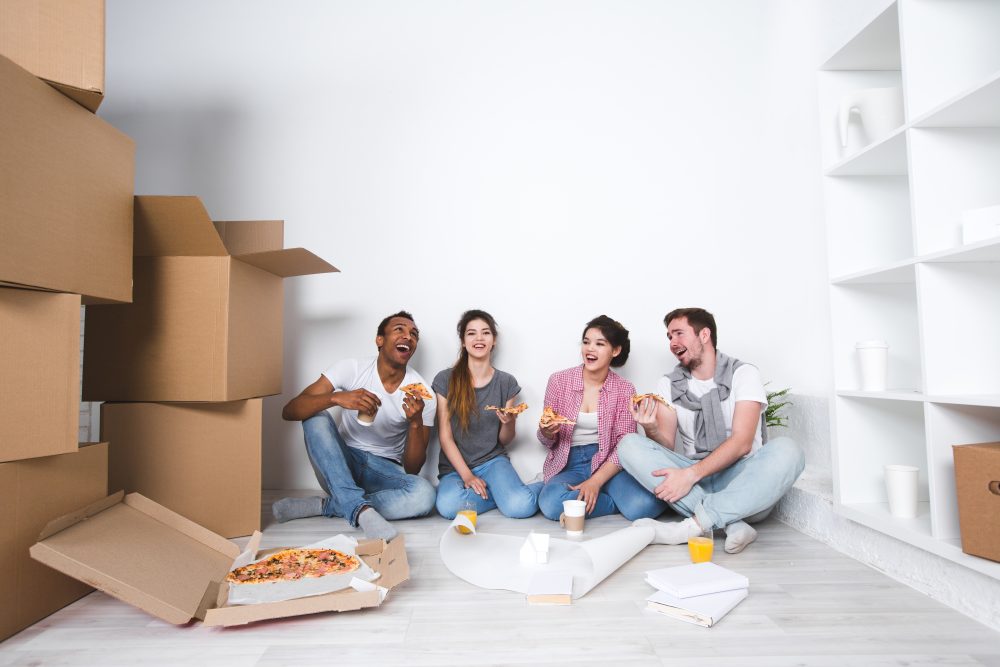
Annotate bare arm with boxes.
[570,459,621,515]
[496,395,519,447]
[630,399,678,450]
[401,393,430,474]
[651,400,762,503]
[281,375,381,421]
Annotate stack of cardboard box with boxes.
[82,197,337,539]
[0,0,128,641]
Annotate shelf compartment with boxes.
[821,2,900,71]
[924,403,1000,541]
[824,176,912,278]
[818,70,905,170]
[830,282,922,393]
[833,396,926,506]
[912,68,1000,128]
[918,262,1000,395]
[900,0,1000,120]
[908,127,1000,256]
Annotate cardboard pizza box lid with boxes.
[30,492,409,627]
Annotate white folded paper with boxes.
[226,534,380,605]
[440,515,655,599]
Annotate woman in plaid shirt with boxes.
[536,315,668,521]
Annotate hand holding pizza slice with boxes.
[539,406,575,429]
[631,393,674,410]
[400,383,433,400]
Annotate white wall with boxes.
[100,0,867,490]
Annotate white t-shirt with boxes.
[323,356,436,462]
[655,364,767,460]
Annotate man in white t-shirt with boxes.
[618,307,804,554]
[271,311,437,541]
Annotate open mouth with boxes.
[584,354,598,363]
[673,347,687,359]
[395,343,412,355]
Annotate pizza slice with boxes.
[484,402,529,415]
[225,548,360,585]
[631,393,674,409]
[539,405,575,428]
[400,383,433,400]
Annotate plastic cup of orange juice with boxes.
[455,502,478,534]
[688,525,714,563]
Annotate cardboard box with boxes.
[102,400,263,539]
[83,196,337,402]
[0,288,80,463]
[30,492,409,627]
[0,55,133,303]
[0,0,104,111]
[953,442,1000,563]
[1,443,108,641]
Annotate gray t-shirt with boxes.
[431,368,521,478]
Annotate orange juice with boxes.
[688,535,714,563]
[455,508,478,534]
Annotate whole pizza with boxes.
[226,548,360,584]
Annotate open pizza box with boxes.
[28,492,409,627]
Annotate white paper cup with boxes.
[559,499,586,536]
[856,340,888,391]
[885,464,919,518]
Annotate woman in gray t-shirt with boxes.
[432,309,541,519]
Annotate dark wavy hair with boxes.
[582,315,630,367]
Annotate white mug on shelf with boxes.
[856,340,888,392]
[884,465,919,519]
[838,86,904,153]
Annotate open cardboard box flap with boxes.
[132,196,339,276]
[30,492,409,627]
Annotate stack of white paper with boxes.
[643,562,749,627]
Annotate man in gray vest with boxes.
[618,307,804,553]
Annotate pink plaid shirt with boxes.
[537,365,637,482]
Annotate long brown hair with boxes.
[448,309,498,432]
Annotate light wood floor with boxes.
[2,491,999,667]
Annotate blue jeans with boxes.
[538,444,668,521]
[436,456,541,519]
[303,412,435,526]
[617,433,805,530]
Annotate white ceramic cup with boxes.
[885,464,919,518]
[856,340,889,391]
[559,499,586,536]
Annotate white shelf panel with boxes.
[821,2,900,71]
[825,129,907,176]
[926,394,1000,408]
[836,389,923,401]
[920,236,1000,264]
[831,258,914,285]
[913,69,1000,128]
[838,502,1000,580]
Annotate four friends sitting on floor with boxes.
[273,307,805,553]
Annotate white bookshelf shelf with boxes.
[820,0,1000,582]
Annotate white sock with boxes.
[633,517,701,545]
[724,520,757,554]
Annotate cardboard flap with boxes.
[235,248,339,277]
[29,492,238,626]
[134,196,228,257]
[213,221,284,255]
[36,491,124,541]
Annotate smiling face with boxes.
[581,327,621,372]
[665,316,711,371]
[376,316,419,367]
[462,318,495,361]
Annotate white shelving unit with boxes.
[818,0,1000,580]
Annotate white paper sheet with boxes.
[226,534,379,605]
[440,516,654,599]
